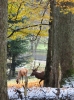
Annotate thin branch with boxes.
[7,1,50,39]
[7,23,49,38]
[14,1,24,20]
[31,0,50,41]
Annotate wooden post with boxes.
[24,76,28,99]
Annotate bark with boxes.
[70,14,74,68]
[44,0,74,88]
[53,7,74,77]
[44,0,54,87]
[52,5,62,88]
[51,7,74,87]
[44,28,52,87]
[11,54,16,77]
[59,12,74,76]
[30,36,40,58]
[0,0,9,99]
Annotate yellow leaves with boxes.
[39,30,48,36]
[9,28,48,40]
[8,3,17,14]
[9,31,28,40]
[56,0,74,14]
[59,6,74,14]
[56,0,74,3]
[8,0,49,40]
[63,11,69,14]
[8,0,74,40]
[70,7,74,14]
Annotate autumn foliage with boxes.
[7,80,43,88]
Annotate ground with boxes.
[7,77,74,100]
[7,60,74,100]
[7,78,43,88]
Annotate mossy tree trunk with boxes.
[0,0,9,100]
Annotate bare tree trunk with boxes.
[30,35,40,59]
[59,12,74,76]
[50,6,74,87]
[51,4,62,87]
[44,0,74,88]
[44,0,54,87]
[44,28,52,87]
[11,54,16,77]
[52,2,74,87]
[0,0,9,99]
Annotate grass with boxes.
[37,44,47,50]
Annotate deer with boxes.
[16,68,28,84]
[30,63,45,86]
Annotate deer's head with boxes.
[30,63,40,76]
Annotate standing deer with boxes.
[16,68,28,84]
[30,63,45,85]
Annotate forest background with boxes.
[0,0,74,100]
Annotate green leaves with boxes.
[7,37,29,56]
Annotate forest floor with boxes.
[7,77,43,88]
[7,77,74,100]
[7,59,74,100]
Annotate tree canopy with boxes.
[8,0,50,39]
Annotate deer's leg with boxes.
[39,79,42,87]
[21,76,23,83]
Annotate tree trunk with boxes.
[11,54,16,77]
[44,0,54,87]
[51,5,62,88]
[30,35,40,59]
[44,0,74,87]
[51,2,74,87]
[0,0,9,99]
[52,4,74,78]
[59,12,74,76]
[44,28,52,87]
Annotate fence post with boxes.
[24,76,28,99]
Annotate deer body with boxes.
[16,68,28,84]
[30,62,45,85]
[33,71,44,79]
[31,71,45,84]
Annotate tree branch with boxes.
[7,23,49,38]
[14,1,24,20]
[7,0,50,39]
[31,0,50,41]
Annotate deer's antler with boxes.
[35,62,40,70]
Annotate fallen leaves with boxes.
[7,80,43,88]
